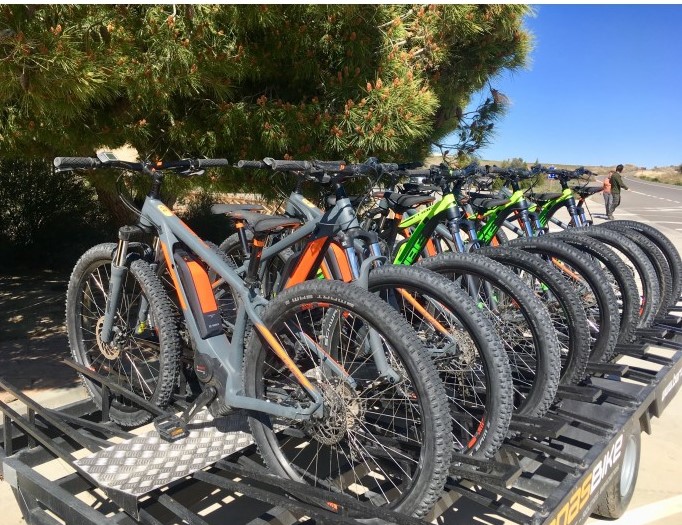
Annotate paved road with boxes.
[591,174,682,228]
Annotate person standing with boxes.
[602,171,613,218]
[608,164,628,220]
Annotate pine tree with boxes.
[0,4,529,159]
[0,4,532,193]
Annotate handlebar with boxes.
[538,165,594,180]
[53,156,229,174]
[239,158,347,173]
[487,166,537,180]
[238,157,399,181]
[236,160,268,169]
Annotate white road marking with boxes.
[624,176,682,191]
[628,190,681,203]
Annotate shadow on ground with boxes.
[0,271,79,400]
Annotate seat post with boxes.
[235,221,249,254]
[245,236,266,285]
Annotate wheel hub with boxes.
[305,380,363,446]
[95,316,121,360]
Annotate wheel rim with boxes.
[620,434,638,498]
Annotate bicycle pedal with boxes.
[154,414,189,442]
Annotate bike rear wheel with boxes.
[602,226,672,319]
[575,227,661,328]
[478,246,591,385]
[600,220,682,310]
[554,231,640,344]
[243,279,453,518]
[417,252,561,419]
[508,236,621,363]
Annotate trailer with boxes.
[2,315,682,525]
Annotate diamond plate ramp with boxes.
[75,410,253,496]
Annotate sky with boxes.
[443,4,682,169]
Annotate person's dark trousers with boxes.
[608,192,621,219]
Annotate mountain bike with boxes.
[416,165,622,362]
[57,153,454,517]
[491,166,674,324]
[498,166,597,232]
[480,166,673,332]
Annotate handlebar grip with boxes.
[488,166,505,174]
[263,158,312,171]
[195,158,230,168]
[237,160,268,169]
[53,157,100,170]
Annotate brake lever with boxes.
[174,168,206,177]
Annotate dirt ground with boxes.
[0,270,79,402]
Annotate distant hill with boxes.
[423,156,682,186]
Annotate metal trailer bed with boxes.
[2,315,682,525]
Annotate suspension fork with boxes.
[445,205,471,252]
[576,196,591,224]
[566,196,588,226]
[100,229,132,344]
[516,205,536,237]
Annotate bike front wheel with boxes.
[242,279,452,518]
[366,264,513,460]
[65,243,181,427]
[417,252,562,419]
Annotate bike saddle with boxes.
[224,210,302,235]
[573,185,603,197]
[466,192,511,210]
[531,192,562,204]
[211,203,265,215]
[381,191,436,214]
